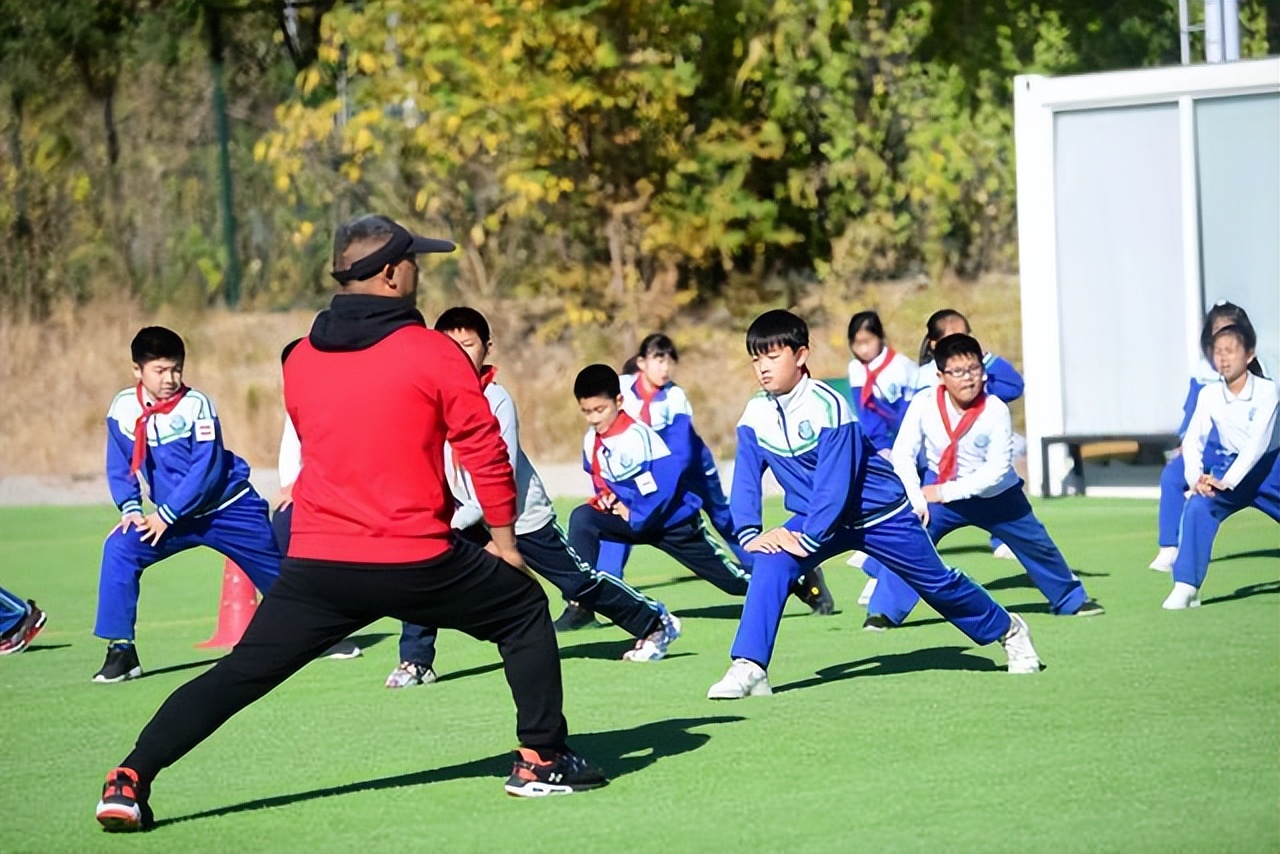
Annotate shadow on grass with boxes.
[345,631,393,650]
[139,658,223,679]
[1201,580,1280,606]
[151,715,745,829]
[635,574,707,592]
[773,646,1000,694]
[22,643,72,653]
[1213,548,1280,564]
[557,638,695,662]
[674,603,742,620]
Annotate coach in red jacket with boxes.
[94,215,606,832]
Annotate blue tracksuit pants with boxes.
[1172,450,1280,589]
[0,587,30,635]
[95,491,280,641]
[730,506,1011,668]
[866,485,1087,624]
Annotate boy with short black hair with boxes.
[386,308,683,679]
[96,326,280,683]
[567,365,752,601]
[709,311,1041,699]
[863,333,1103,628]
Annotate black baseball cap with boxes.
[331,215,456,284]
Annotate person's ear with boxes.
[795,346,809,368]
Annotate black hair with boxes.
[637,332,678,361]
[434,306,491,343]
[920,308,969,364]
[1200,301,1252,362]
[1211,323,1266,377]
[332,214,395,271]
[746,310,809,356]
[847,310,886,345]
[620,355,639,375]
[131,326,185,364]
[933,333,984,371]
[574,364,621,400]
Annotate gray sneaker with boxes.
[385,662,438,688]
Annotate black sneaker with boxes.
[553,604,599,632]
[93,643,142,683]
[96,767,153,832]
[793,567,836,616]
[1074,599,1105,617]
[504,747,609,797]
[862,614,894,632]
[0,600,47,655]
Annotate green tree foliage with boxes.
[1,0,1274,322]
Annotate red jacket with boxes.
[283,296,516,563]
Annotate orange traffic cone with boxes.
[195,560,259,648]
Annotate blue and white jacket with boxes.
[106,385,252,525]
[847,347,918,451]
[732,375,909,556]
[620,373,720,487]
[582,414,700,532]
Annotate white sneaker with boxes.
[846,551,868,569]
[857,577,878,606]
[385,662,438,688]
[1148,547,1177,572]
[622,612,682,662]
[707,658,773,699]
[992,543,1016,560]
[1162,582,1201,610]
[1000,614,1041,674]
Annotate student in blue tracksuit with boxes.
[1163,322,1279,609]
[96,327,280,684]
[567,365,752,600]
[558,335,834,629]
[913,308,1026,560]
[864,333,1104,628]
[707,311,1041,699]
[1151,301,1262,571]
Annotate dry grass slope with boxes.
[0,274,1021,477]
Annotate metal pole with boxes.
[1222,0,1241,61]
[1178,0,1191,65]
[1204,0,1225,62]
[207,5,243,308]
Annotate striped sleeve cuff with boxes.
[736,526,761,547]
[119,500,143,516]
[796,532,823,555]
[157,504,178,525]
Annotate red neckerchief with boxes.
[478,364,498,390]
[131,384,189,474]
[588,411,636,509]
[859,348,896,415]
[632,376,660,425]
[935,385,986,483]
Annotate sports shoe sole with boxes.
[504,779,608,797]
[96,802,144,832]
[92,666,143,684]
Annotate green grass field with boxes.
[0,499,1276,854]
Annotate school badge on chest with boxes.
[797,420,815,441]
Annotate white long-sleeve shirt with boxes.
[278,416,302,488]
[1182,373,1280,491]
[890,389,1020,512]
[444,380,555,536]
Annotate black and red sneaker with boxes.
[96,767,152,832]
[503,748,608,797]
[0,601,47,655]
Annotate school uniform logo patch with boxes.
[974,435,990,449]
[169,415,186,432]
[194,419,216,442]
[797,420,815,441]
[634,471,658,495]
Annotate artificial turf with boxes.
[0,499,1276,853]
